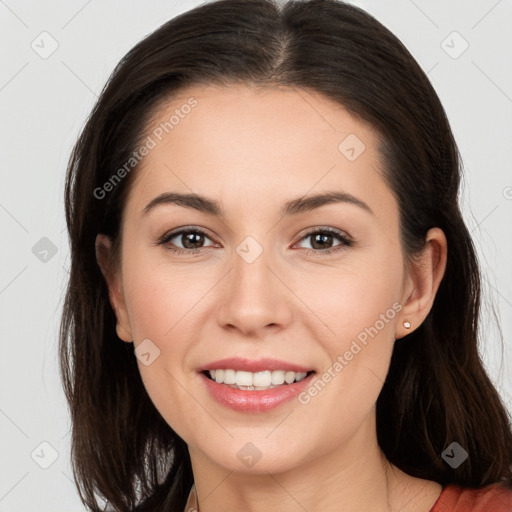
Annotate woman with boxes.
[59,0,512,511]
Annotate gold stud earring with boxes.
[403,320,411,329]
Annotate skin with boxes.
[96,83,447,512]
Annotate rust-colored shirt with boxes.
[430,483,512,511]
[184,482,512,511]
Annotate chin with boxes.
[194,434,314,476]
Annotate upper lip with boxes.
[198,357,314,373]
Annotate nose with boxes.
[216,242,293,337]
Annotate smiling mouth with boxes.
[202,369,316,391]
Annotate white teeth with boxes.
[284,371,296,384]
[271,370,285,385]
[223,369,236,385]
[208,369,310,388]
[236,370,253,387]
[253,371,271,387]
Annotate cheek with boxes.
[119,247,232,428]
[123,254,213,341]
[327,274,400,353]
[121,259,204,438]
[298,252,402,411]
[306,250,403,350]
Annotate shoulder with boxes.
[430,482,512,512]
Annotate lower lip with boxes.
[199,372,315,412]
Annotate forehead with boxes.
[124,83,396,223]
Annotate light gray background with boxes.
[1,1,511,510]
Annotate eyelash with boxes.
[156,226,353,257]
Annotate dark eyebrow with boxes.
[142,191,374,217]
[143,192,222,217]
[283,191,374,216]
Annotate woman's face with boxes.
[99,83,443,475]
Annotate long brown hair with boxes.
[59,0,512,510]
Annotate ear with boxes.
[396,227,448,339]
[95,234,133,343]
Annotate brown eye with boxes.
[178,230,207,249]
[157,227,216,255]
[296,228,353,255]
